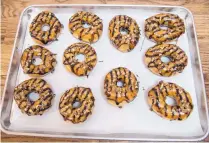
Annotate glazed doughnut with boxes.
[29,11,63,44]
[148,81,193,121]
[109,15,140,52]
[145,13,185,43]
[104,67,139,108]
[145,44,188,77]
[14,78,54,116]
[63,42,97,76]
[21,45,57,77]
[59,87,95,124]
[69,11,103,43]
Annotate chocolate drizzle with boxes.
[59,87,95,124]
[69,11,103,43]
[148,81,193,121]
[104,67,139,108]
[14,78,54,116]
[21,45,56,76]
[109,15,140,52]
[145,44,188,77]
[63,42,97,76]
[29,11,62,44]
[145,13,185,43]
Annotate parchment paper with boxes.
[10,6,203,137]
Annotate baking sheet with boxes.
[8,6,204,137]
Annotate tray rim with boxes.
[1,4,208,141]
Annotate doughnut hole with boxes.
[41,24,50,31]
[28,92,39,102]
[73,100,82,109]
[159,25,168,30]
[75,54,85,62]
[117,79,124,87]
[32,56,43,65]
[81,21,91,28]
[165,96,177,106]
[120,27,129,35]
[161,56,172,63]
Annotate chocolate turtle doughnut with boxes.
[21,45,57,77]
[148,81,193,121]
[109,15,140,52]
[145,13,185,43]
[145,44,188,77]
[104,67,139,108]
[14,78,54,116]
[63,42,97,76]
[29,11,63,44]
[59,87,95,124]
[69,11,103,43]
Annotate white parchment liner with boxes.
[10,7,203,137]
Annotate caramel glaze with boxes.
[14,78,54,116]
[145,44,188,77]
[63,42,97,76]
[148,81,193,121]
[109,15,140,52]
[29,11,63,44]
[104,67,139,108]
[21,45,56,76]
[59,87,95,124]
[69,11,103,43]
[145,13,185,43]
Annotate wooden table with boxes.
[1,0,209,142]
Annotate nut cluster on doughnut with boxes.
[148,81,193,121]
[104,67,139,108]
[59,87,95,124]
[29,11,63,45]
[145,13,185,43]
[21,45,57,77]
[109,15,140,52]
[63,42,97,76]
[145,44,188,77]
[69,11,103,43]
[14,78,54,116]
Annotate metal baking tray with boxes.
[1,4,208,141]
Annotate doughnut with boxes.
[14,78,54,116]
[104,67,139,108]
[21,45,57,77]
[29,11,63,45]
[63,42,97,76]
[69,11,103,43]
[145,44,188,77]
[145,13,185,43]
[148,81,193,121]
[109,15,140,52]
[59,87,95,124]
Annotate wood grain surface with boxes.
[1,0,209,142]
